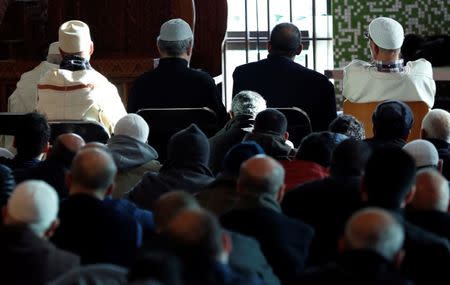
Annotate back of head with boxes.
[59,20,92,56]
[403,139,439,169]
[421,109,450,143]
[70,148,117,194]
[153,191,200,231]
[410,169,449,212]
[238,155,285,196]
[231,90,267,118]
[364,146,416,209]
[372,100,414,140]
[167,124,210,165]
[270,22,302,57]
[157,18,193,57]
[345,207,404,261]
[329,114,365,140]
[164,209,223,262]
[114,114,149,143]
[330,139,371,177]
[15,112,50,159]
[297,131,348,167]
[254,109,288,136]
[50,133,85,168]
[6,180,59,236]
[368,17,404,51]
[222,141,265,176]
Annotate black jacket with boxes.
[232,54,336,131]
[221,206,314,285]
[298,250,412,285]
[405,208,450,242]
[127,57,227,123]
[51,194,141,267]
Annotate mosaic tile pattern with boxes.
[333,0,450,68]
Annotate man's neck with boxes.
[69,187,105,200]
[374,53,399,63]
[160,54,190,62]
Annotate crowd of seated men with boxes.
[1,11,450,285]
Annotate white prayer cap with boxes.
[368,17,404,50]
[403,139,439,168]
[158,18,193,41]
[114,114,149,143]
[48,42,60,55]
[59,20,92,53]
[7,180,59,235]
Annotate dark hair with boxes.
[270,23,302,57]
[15,112,50,158]
[254,109,288,136]
[50,138,77,169]
[372,100,414,139]
[364,146,416,209]
[330,139,371,177]
[222,141,264,176]
[329,115,365,140]
[296,131,346,167]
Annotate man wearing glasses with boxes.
[343,17,435,108]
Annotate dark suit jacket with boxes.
[51,194,141,267]
[405,208,450,241]
[0,225,80,284]
[282,175,362,266]
[127,57,227,124]
[425,138,450,180]
[221,207,314,285]
[232,54,336,131]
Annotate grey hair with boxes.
[345,207,404,261]
[231,91,267,118]
[157,38,193,57]
[421,109,450,143]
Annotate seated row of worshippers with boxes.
[1,98,450,284]
[0,12,444,285]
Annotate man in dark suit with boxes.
[51,148,142,267]
[221,155,314,285]
[232,23,336,131]
[406,168,450,241]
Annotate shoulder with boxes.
[406,59,433,75]
[344,59,372,72]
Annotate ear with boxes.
[283,131,289,141]
[276,184,287,203]
[105,183,114,197]
[43,142,50,154]
[229,111,235,119]
[403,185,416,207]
[421,129,427,139]
[65,172,73,190]
[295,43,303,56]
[44,219,60,239]
[438,159,444,173]
[221,232,232,255]
[338,236,347,253]
[89,42,94,56]
[186,42,193,57]
[267,41,272,53]
[393,249,405,269]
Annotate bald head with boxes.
[269,23,302,58]
[165,209,223,261]
[69,148,117,196]
[410,169,449,212]
[238,155,285,196]
[345,208,404,261]
[154,191,200,231]
[51,133,85,167]
[421,109,450,143]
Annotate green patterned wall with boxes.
[333,0,450,68]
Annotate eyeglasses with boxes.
[364,31,371,40]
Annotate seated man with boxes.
[37,20,127,134]
[0,180,79,284]
[51,148,142,267]
[421,109,450,179]
[127,18,227,123]
[299,208,410,285]
[403,139,440,170]
[209,90,266,174]
[9,42,61,113]
[233,23,336,131]
[329,114,365,140]
[365,100,414,149]
[107,114,161,198]
[0,112,50,170]
[343,17,435,108]
[406,169,450,241]
[243,108,296,160]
